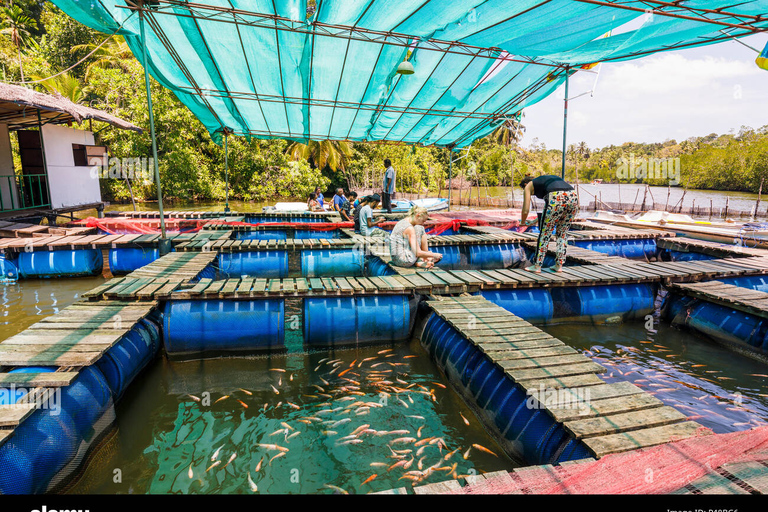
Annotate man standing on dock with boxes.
[382,158,396,214]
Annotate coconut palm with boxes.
[72,36,135,80]
[0,4,38,83]
[489,112,525,148]
[32,71,85,104]
[285,140,353,172]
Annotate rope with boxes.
[1,11,136,86]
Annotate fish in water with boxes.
[389,437,417,445]
[270,385,280,395]
[460,412,470,426]
[188,464,194,479]
[214,395,229,404]
[188,395,201,403]
[254,457,264,472]
[239,388,253,396]
[472,444,497,457]
[237,400,249,409]
[361,474,378,486]
[269,452,286,466]
[324,484,349,494]
[270,368,286,373]
[257,443,289,452]
[247,472,258,493]
[330,418,351,428]
[463,447,472,459]
[223,453,237,468]
[206,461,221,473]
[211,444,225,462]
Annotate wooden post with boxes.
[724,196,729,220]
[709,198,713,219]
[691,198,695,216]
[640,185,648,212]
[631,189,639,212]
[665,183,671,212]
[754,178,764,221]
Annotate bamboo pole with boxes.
[754,178,764,221]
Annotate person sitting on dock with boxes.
[390,206,444,269]
[314,186,325,209]
[340,191,356,222]
[353,195,367,233]
[360,194,388,238]
[331,188,345,212]
[307,192,324,212]
[519,174,578,273]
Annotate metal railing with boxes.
[0,174,50,211]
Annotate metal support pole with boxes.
[561,66,570,180]
[448,149,452,212]
[224,131,230,214]
[140,9,170,255]
[37,109,52,213]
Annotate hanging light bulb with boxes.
[397,59,415,75]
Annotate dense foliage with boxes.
[2,3,765,205]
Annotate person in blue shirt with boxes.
[314,186,325,208]
[331,188,345,212]
[339,191,356,222]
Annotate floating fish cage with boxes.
[1,250,104,279]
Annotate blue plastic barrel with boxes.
[671,299,768,351]
[468,243,526,269]
[163,299,284,355]
[480,289,554,324]
[0,365,112,494]
[301,249,364,277]
[572,239,657,260]
[572,283,656,323]
[303,295,413,347]
[295,230,339,240]
[235,230,287,241]
[0,255,18,283]
[432,246,468,270]
[366,256,395,276]
[0,367,55,406]
[17,249,102,278]
[108,247,160,275]
[95,317,161,400]
[665,250,717,261]
[217,251,289,279]
[717,275,768,293]
[420,314,588,465]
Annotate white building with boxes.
[0,83,141,221]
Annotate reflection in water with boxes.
[547,322,768,435]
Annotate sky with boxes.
[520,33,768,151]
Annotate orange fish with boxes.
[472,444,497,457]
[361,474,378,486]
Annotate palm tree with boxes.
[0,4,37,83]
[32,71,85,104]
[284,140,353,172]
[72,36,135,80]
[489,112,525,147]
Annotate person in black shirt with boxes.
[519,174,579,273]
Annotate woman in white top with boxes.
[389,206,443,268]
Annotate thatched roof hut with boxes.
[0,82,141,132]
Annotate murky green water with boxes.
[68,339,516,495]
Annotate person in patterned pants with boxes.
[519,175,579,273]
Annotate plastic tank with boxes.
[108,247,160,275]
[479,289,554,324]
[295,230,339,240]
[432,245,468,270]
[234,230,287,241]
[303,295,414,347]
[217,251,289,279]
[17,249,103,278]
[301,249,364,277]
[665,250,717,262]
[163,299,284,355]
[95,317,161,400]
[0,255,18,283]
[366,256,395,276]
[665,296,768,351]
[420,314,589,465]
[468,243,526,269]
[572,239,657,260]
[717,275,768,293]
[0,365,112,494]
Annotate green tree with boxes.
[0,3,37,82]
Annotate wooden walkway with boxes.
[667,280,768,319]
[78,254,768,302]
[0,220,94,239]
[427,296,703,460]
[0,300,158,448]
[657,236,767,259]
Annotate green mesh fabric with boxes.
[51,0,768,147]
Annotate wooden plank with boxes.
[549,394,664,423]
[0,372,79,387]
[0,404,37,427]
[581,421,707,458]
[505,361,605,381]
